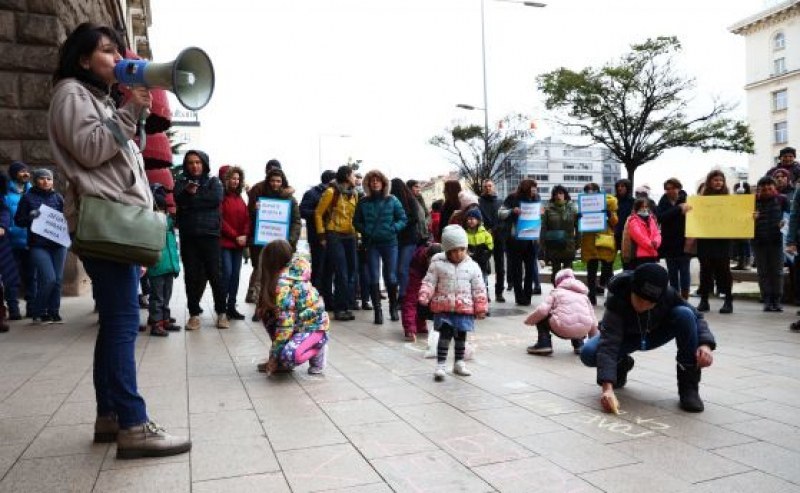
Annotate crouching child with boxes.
[257,240,329,375]
[525,268,597,355]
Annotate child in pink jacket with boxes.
[419,225,488,381]
[525,268,598,356]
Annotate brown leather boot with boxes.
[116,421,191,459]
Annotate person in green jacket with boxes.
[541,185,578,285]
[353,169,407,324]
[146,185,181,337]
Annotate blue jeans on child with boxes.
[83,257,148,428]
[29,246,66,317]
[148,274,174,323]
[580,305,700,369]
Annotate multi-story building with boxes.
[495,137,621,199]
[731,0,800,179]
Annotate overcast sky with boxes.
[148,0,765,193]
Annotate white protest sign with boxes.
[578,193,606,214]
[256,222,289,245]
[30,204,71,248]
[254,198,291,245]
[579,212,607,233]
[516,202,542,240]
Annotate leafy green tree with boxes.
[537,36,753,186]
[429,113,530,194]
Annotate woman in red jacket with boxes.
[219,165,250,320]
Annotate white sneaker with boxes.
[433,364,446,382]
[454,360,472,376]
[185,316,201,331]
[216,313,230,329]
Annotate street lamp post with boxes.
[457,0,545,180]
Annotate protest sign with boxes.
[577,193,606,214]
[516,202,541,240]
[685,195,754,239]
[30,204,71,248]
[579,212,607,233]
[254,198,291,245]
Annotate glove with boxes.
[29,209,41,219]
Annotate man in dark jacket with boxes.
[766,146,800,184]
[174,150,227,330]
[580,264,716,413]
[300,170,336,294]
[478,179,506,302]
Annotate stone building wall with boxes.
[0,0,149,295]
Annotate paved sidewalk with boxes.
[2,265,800,492]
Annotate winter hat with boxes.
[634,184,651,196]
[466,208,482,222]
[8,161,27,180]
[554,268,575,287]
[441,225,468,252]
[459,191,479,209]
[631,263,669,303]
[31,168,53,181]
[772,168,790,179]
[265,159,282,173]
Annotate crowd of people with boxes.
[2,21,799,463]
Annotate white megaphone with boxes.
[114,47,215,111]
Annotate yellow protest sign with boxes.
[685,195,754,239]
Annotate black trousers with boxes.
[181,234,226,316]
[491,232,506,295]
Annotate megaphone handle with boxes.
[137,115,147,152]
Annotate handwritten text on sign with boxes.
[577,193,606,214]
[579,212,607,233]
[30,204,71,248]
[685,195,754,239]
[255,198,291,245]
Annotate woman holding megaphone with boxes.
[48,23,191,459]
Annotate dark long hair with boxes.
[443,180,462,210]
[514,179,538,199]
[550,184,571,202]
[256,240,294,320]
[390,178,415,210]
[53,22,124,91]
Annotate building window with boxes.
[773,90,788,111]
[775,121,788,144]
[774,57,787,76]
[531,174,549,181]
[563,174,594,182]
[774,32,786,51]
[538,186,550,194]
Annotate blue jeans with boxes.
[665,256,691,292]
[397,243,417,297]
[29,246,66,317]
[326,234,357,311]
[580,305,700,369]
[220,247,244,311]
[83,257,148,428]
[368,243,398,287]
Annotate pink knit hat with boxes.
[554,268,575,287]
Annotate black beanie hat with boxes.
[631,263,669,303]
[320,170,336,184]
